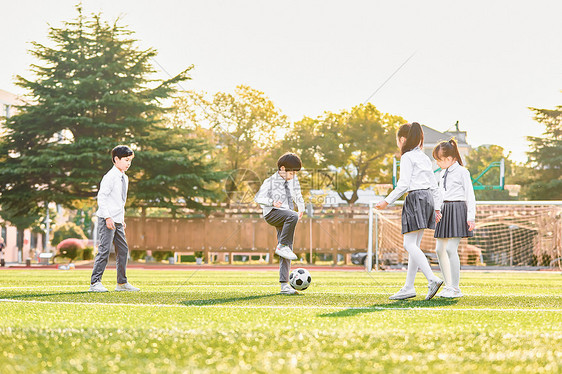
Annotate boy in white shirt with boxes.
[89,145,139,292]
[254,153,305,295]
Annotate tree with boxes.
[0,6,219,222]
[523,104,562,200]
[173,86,289,203]
[465,145,515,201]
[282,104,405,204]
[132,123,225,215]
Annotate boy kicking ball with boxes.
[254,153,305,295]
[89,145,139,293]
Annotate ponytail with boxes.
[432,138,463,166]
[397,122,424,155]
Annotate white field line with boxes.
[0,285,560,297]
[0,298,561,313]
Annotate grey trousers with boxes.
[265,209,298,283]
[91,218,129,285]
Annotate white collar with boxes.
[112,165,125,175]
[447,161,460,172]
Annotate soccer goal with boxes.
[366,201,562,271]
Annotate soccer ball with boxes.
[289,268,312,291]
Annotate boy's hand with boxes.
[298,211,304,220]
[375,201,388,210]
[467,221,475,231]
[273,201,283,208]
[123,221,127,229]
[435,210,442,223]
[105,218,116,230]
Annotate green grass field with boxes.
[0,269,560,373]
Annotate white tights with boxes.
[403,230,439,290]
[435,238,461,290]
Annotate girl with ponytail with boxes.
[432,139,476,298]
[376,123,444,300]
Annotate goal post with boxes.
[367,201,562,271]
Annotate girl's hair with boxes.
[432,138,464,166]
[397,122,424,155]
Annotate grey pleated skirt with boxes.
[434,201,473,238]
[401,189,435,234]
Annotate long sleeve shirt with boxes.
[254,172,305,217]
[384,147,443,209]
[96,165,128,224]
[438,161,476,221]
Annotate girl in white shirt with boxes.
[432,139,476,298]
[376,123,444,301]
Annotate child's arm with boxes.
[97,174,115,229]
[254,177,274,207]
[464,169,476,230]
[431,169,444,219]
[376,154,412,209]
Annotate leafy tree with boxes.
[465,145,515,201]
[523,104,562,200]
[0,6,219,223]
[282,104,405,204]
[173,86,288,203]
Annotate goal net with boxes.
[372,202,562,269]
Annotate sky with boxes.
[1,0,561,163]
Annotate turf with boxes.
[0,269,560,373]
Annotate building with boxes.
[0,89,24,136]
[422,122,471,165]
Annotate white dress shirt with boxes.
[254,172,305,217]
[438,161,476,221]
[96,165,128,224]
[384,147,443,209]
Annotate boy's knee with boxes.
[286,211,298,222]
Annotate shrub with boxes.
[131,250,147,261]
[82,247,94,260]
[152,251,174,262]
[52,223,87,247]
[57,238,85,262]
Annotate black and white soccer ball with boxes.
[289,268,312,291]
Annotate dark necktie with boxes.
[284,180,294,210]
[121,175,127,202]
[443,169,449,191]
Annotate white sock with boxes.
[446,238,461,290]
[403,230,437,283]
[404,230,424,290]
[436,239,452,287]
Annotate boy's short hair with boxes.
[111,145,134,163]
[277,152,302,171]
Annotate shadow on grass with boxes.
[181,293,283,306]
[319,298,459,318]
[0,291,90,299]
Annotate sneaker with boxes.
[438,287,455,298]
[280,283,298,295]
[88,282,108,292]
[389,287,416,300]
[440,287,463,298]
[437,286,453,298]
[275,245,298,260]
[425,278,444,300]
[115,283,140,292]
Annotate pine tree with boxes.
[0,6,221,225]
[524,105,562,199]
